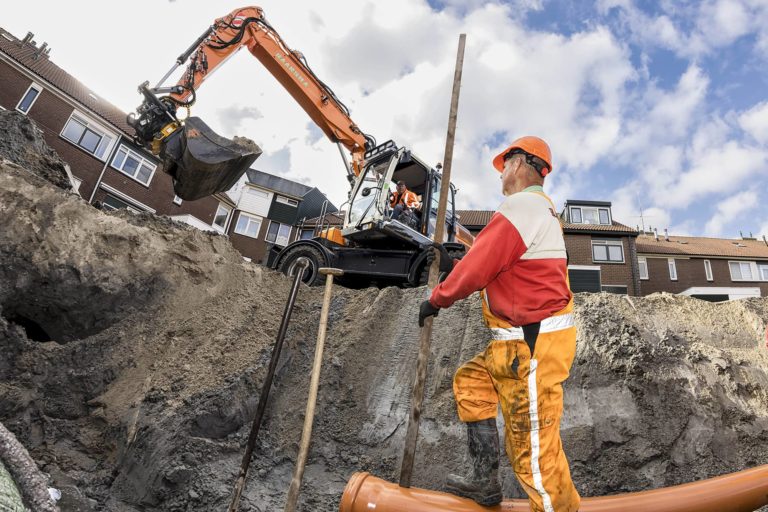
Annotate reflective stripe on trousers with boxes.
[452,320,580,512]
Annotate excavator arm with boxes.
[128,6,374,199]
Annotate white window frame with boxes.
[591,239,624,263]
[266,220,292,246]
[212,204,232,233]
[728,261,759,282]
[668,258,677,281]
[704,260,713,281]
[59,111,116,161]
[760,264,768,282]
[638,256,649,280]
[102,194,142,214]
[173,195,183,205]
[246,187,270,198]
[570,206,611,225]
[16,82,42,114]
[110,144,157,186]
[234,212,263,239]
[275,195,299,207]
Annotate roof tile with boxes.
[0,28,133,135]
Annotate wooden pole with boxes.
[284,267,344,512]
[399,33,466,488]
[228,259,309,512]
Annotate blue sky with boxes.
[3,0,768,238]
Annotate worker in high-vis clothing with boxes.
[419,136,580,511]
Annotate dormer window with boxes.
[569,206,611,225]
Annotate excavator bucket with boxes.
[160,117,262,201]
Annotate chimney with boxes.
[32,42,48,60]
[664,228,669,241]
[763,235,767,247]
[19,31,34,46]
[654,228,659,241]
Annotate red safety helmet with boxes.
[492,136,553,177]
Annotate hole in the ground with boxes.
[5,313,53,342]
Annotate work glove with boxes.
[418,300,440,327]
[425,243,454,274]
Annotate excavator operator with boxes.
[418,136,580,511]
[389,180,420,223]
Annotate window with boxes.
[60,113,115,160]
[704,260,713,281]
[102,194,141,213]
[760,264,768,281]
[16,83,41,114]
[591,239,624,262]
[668,258,677,281]
[213,204,231,232]
[275,195,299,207]
[638,256,649,280]
[234,212,262,238]
[173,195,183,205]
[111,145,157,185]
[602,285,628,294]
[266,221,292,246]
[571,206,610,225]
[247,187,269,198]
[300,229,315,240]
[570,207,582,223]
[729,261,756,281]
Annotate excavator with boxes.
[127,6,473,287]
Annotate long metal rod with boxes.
[399,33,466,488]
[227,259,309,512]
[284,267,343,512]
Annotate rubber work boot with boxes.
[445,418,503,506]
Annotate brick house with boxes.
[456,202,641,295]
[225,169,337,263]
[0,27,227,231]
[636,232,768,301]
[560,200,640,295]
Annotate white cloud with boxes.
[703,189,758,236]
[739,101,768,144]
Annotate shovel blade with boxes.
[161,117,261,201]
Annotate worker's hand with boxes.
[425,244,454,274]
[418,300,440,327]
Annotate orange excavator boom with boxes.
[128,6,374,199]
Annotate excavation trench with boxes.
[1,111,768,511]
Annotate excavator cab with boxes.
[128,84,261,201]
[343,141,463,249]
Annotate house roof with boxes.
[0,28,134,135]
[561,221,638,235]
[563,199,612,207]
[637,234,768,258]
[300,211,345,227]
[456,210,494,227]
[245,169,314,199]
[456,209,637,235]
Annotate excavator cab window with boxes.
[426,176,455,239]
[348,158,389,227]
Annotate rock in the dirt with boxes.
[0,111,71,190]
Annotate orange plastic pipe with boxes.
[340,466,768,512]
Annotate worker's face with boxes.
[397,183,405,193]
[501,155,522,196]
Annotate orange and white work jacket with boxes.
[390,189,420,209]
[429,186,571,327]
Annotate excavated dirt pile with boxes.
[1,115,768,511]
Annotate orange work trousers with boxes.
[453,299,580,512]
